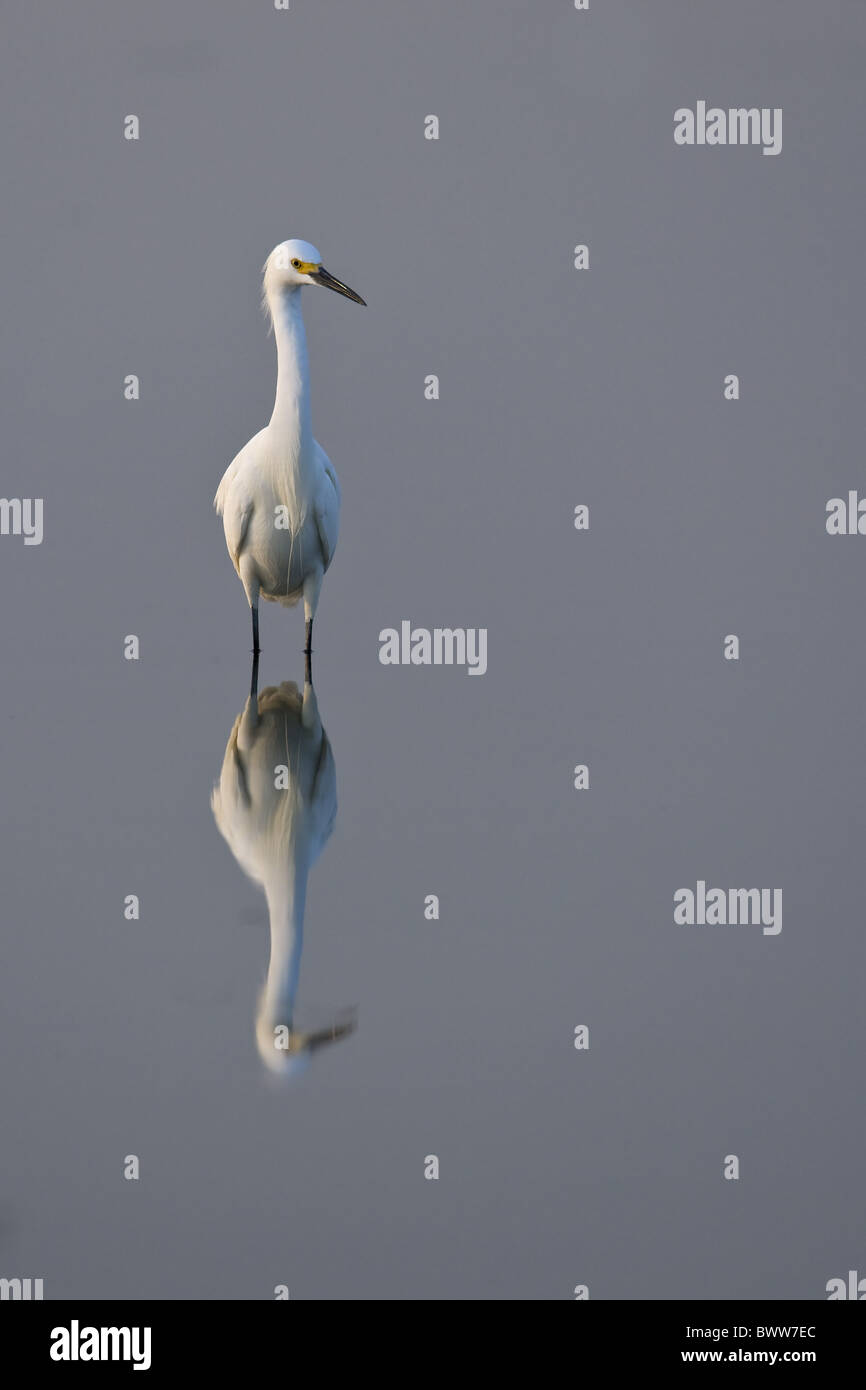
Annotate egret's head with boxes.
[255,1001,358,1080]
[263,239,366,306]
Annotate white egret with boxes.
[211,660,356,1077]
[215,240,365,666]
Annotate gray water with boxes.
[0,0,863,1299]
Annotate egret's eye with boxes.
[291,259,301,269]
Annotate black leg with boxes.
[304,619,313,682]
[252,605,260,655]
[250,651,260,700]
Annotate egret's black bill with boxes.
[312,266,366,305]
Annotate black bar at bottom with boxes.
[0,1299,862,1375]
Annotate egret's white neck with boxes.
[268,286,312,446]
[259,852,310,1025]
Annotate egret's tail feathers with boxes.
[257,681,303,715]
[260,588,303,608]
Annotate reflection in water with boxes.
[211,658,356,1077]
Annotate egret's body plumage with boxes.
[215,240,364,661]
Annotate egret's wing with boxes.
[313,443,341,571]
[222,493,254,573]
[215,447,256,572]
[214,451,241,515]
[308,732,338,861]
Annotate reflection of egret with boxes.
[211,657,356,1077]
[214,240,366,667]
